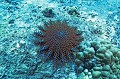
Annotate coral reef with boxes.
[75,39,120,79]
[0,0,120,79]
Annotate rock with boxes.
[92,71,101,78]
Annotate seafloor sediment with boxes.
[0,0,120,79]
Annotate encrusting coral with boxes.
[75,39,120,79]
